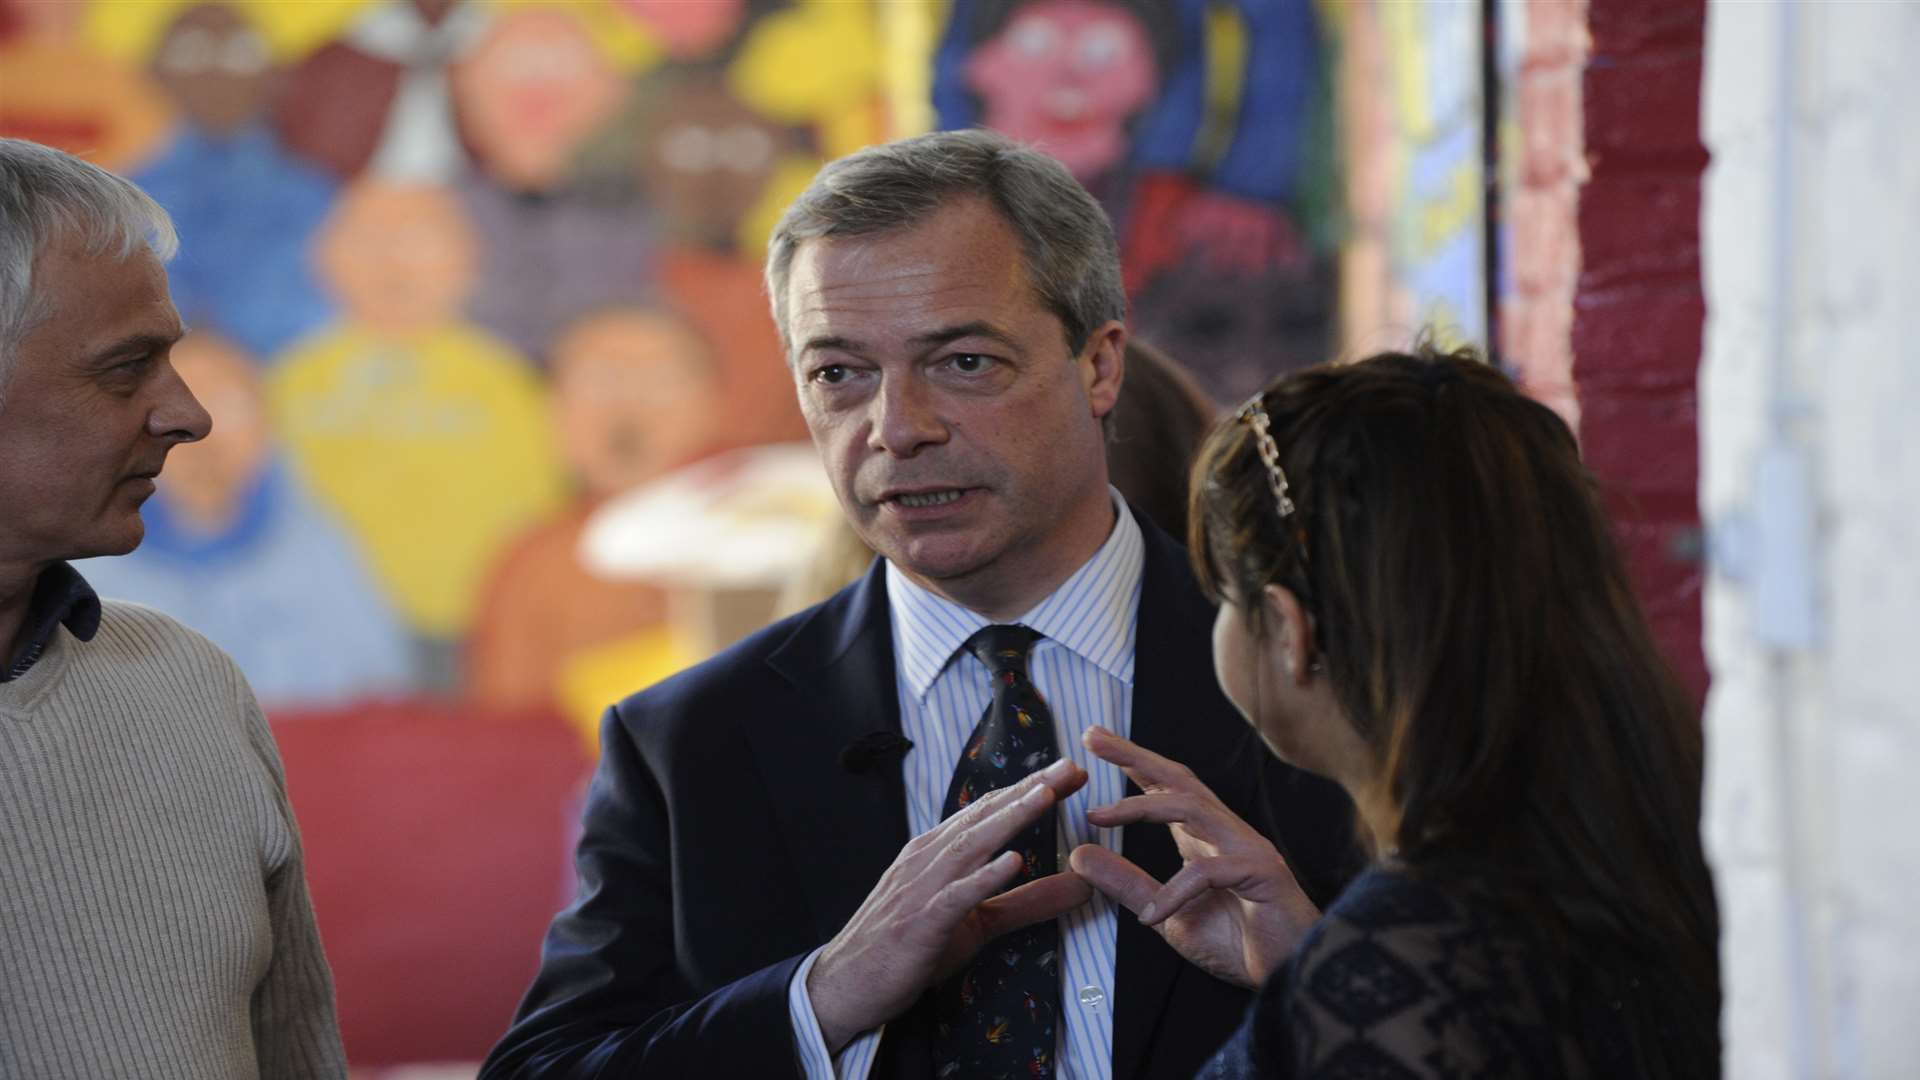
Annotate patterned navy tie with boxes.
[932,625,1061,1080]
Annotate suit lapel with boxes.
[1111,518,1244,1080]
[758,561,912,944]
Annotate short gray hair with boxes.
[764,128,1125,356]
[0,138,178,408]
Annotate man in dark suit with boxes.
[482,129,1354,1080]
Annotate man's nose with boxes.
[149,361,214,444]
[868,375,946,457]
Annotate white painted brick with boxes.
[1842,919,1920,1077]
[1715,862,1800,1080]
[1830,718,1920,914]
[1704,0,1920,1072]
[1827,523,1920,720]
[1700,649,1795,868]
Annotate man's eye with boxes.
[812,364,851,385]
[948,354,993,374]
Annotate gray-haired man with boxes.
[0,138,346,1079]
[486,129,1355,1080]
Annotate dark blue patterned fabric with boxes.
[1197,866,1633,1079]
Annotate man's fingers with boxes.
[1066,843,1163,916]
[1080,726,1193,792]
[930,850,1025,925]
[1035,756,1091,800]
[929,759,1087,876]
[973,872,1094,940]
[949,758,1087,834]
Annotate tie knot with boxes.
[965,624,1041,677]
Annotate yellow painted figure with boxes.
[271,323,563,639]
[270,181,564,638]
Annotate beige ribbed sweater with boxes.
[0,601,346,1079]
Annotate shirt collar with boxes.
[2,562,102,682]
[888,488,1144,701]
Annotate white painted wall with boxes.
[1700,1,1920,1077]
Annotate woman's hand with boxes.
[1069,726,1318,989]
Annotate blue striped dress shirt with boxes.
[790,489,1144,1080]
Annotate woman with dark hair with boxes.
[1069,346,1720,1077]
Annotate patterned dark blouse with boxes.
[1197,865,1635,1079]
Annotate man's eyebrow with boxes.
[798,322,1021,357]
[910,321,1020,351]
[799,334,863,356]
[87,331,181,366]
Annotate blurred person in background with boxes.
[1071,347,1721,1077]
[0,137,344,1079]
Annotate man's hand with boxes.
[1069,727,1317,990]
[806,758,1092,1053]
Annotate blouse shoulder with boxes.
[1277,866,1578,1079]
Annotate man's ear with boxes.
[1079,320,1126,420]
[1261,583,1314,686]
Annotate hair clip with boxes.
[1237,396,1296,519]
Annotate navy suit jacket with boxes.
[482,510,1358,1079]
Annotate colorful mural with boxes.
[3,1,1515,1068]
[0,0,870,716]
[1334,0,1488,354]
[6,0,1351,717]
[933,0,1340,400]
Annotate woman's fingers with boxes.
[1084,792,1243,848]
[1144,854,1316,936]
[1138,857,1249,926]
[1080,726,1194,792]
[1066,843,1163,917]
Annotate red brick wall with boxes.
[1573,0,1710,700]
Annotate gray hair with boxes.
[764,128,1125,356]
[0,138,178,408]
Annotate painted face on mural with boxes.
[965,0,1157,181]
[154,332,273,532]
[616,0,746,59]
[550,309,720,497]
[785,197,1125,615]
[452,8,626,192]
[314,182,479,332]
[637,72,794,252]
[150,4,276,138]
[0,238,208,565]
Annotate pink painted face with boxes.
[315,182,478,332]
[964,0,1156,181]
[550,309,719,496]
[452,8,625,191]
[155,332,272,531]
[615,0,745,59]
